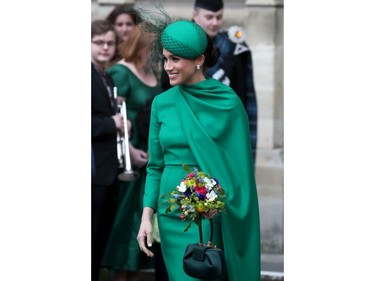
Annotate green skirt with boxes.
[101,167,154,271]
[157,165,226,281]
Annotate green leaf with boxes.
[165,205,174,214]
[184,221,193,232]
[182,164,191,172]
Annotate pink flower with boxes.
[195,185,207,195]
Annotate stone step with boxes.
[138,268,284,281]
[99,253,284,280]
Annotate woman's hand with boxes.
[203,209,218,219]
[129,144,148,167]
[127,120,132,137]
[137,207,155,257]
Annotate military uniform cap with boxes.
[194,0,224,12]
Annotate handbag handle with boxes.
[198,215,214,246]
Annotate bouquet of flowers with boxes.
[165,164,226,232]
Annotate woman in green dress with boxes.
[101,24,163,281]
[137,20,261,281]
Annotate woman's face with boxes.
[114,13,136,42]
[162,49,203,86]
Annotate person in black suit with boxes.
[91,19,123,281]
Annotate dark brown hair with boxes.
[91,20,116,39]
[106,4,139,26]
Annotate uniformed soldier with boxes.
[192,0,258,164]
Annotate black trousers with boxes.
[91,181,118,281]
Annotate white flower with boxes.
[203,177,214,188]
[206,190,218,201]
[189,206,196,213]
[228,25,246,44]
[177,181,186,192]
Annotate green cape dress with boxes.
[144,78,260,281]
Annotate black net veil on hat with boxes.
[134,1,212,72]
[133,1,183,72]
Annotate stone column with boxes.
[245,0,284,253]
[97,0,134,4]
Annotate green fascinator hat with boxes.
[161,20,208,59]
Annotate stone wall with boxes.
[245,0,284,253]
[92,0,284,254]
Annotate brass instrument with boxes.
[114,87,140,181]
[114,87,125,170]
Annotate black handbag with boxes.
[183,218,227,280]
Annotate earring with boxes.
[196,64,201,70]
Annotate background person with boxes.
[105,4,139,67]
[101,23,163,281]
[192,0,258,164]
[106,4,138,43]
[91,19,123,281]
